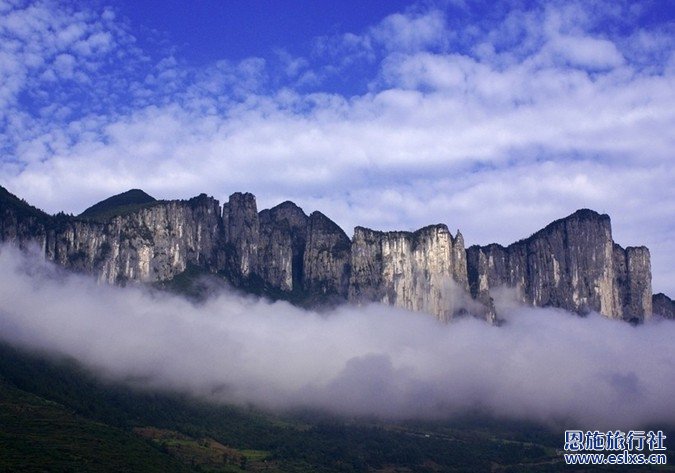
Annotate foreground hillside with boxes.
[7,340,671,472]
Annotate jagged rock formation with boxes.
[0,185,667,323]
[466,210,652,321]
[222,195,352,301]
[653,293,675,319]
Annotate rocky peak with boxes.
[302,211,351,298]
[223,192,259,278]
[653,293,675,319]
[261,201,308,226]
[258,201,309,292]
[454,230,464,246]
[350,223,474,321]
[467,209,652,321]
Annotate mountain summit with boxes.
[79,189,156,221]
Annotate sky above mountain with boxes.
[0,0,673,295]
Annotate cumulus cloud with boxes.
[1,245,674,429]
[0,1,139,116]
[0,0,673,298]
[369,9,448,53]
[547,35,624,70]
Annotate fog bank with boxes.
[1,246,673,428]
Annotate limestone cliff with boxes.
[466,209,652,321]
[653,293,675,319]
[222,192,259,280]
[11,192,222,284]
[349,225,473,321]
[613,245,652,321]
[258,201,308,292]
[0,186,666,323]
[302,211,351,298]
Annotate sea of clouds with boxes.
[1,245,673,429]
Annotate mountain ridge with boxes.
[1,186,672,322]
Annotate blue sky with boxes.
[111,0,418,64]
[0,0,674,295]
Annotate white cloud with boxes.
[53,53,76,78]
[72,30,112,56]
[55,21,85,47]
[1,246,674,427]
[370,9,448,52]
[548,35,625,70]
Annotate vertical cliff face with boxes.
[0,186,663,324]
[466,209,652,321]
[302,211,351,298]
[347,227,385,302]
[222,192,259,279]
[452,231,469,292]
[1,189,223,284]
[653,293,675,319]
[258,201,308,292]
[52,195,223,284]
[349,224,472,321]
[613,245,652,321]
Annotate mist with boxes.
[1,245,673,429]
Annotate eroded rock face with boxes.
[223,192,259,279]
[1,191,223,284]
[466,209,652,321]
[0,186,665,324]
[258,201,308,292]
[653,293,675,319]
[614,245,652,322]
[53,195,223,284]
[302,211,351,298]
[349,224,473,321]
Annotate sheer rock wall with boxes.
[0,187,658,322]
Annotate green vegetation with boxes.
[1,341,673,472]
[154,265,230,301]
[0,184,51,224]
[79,188,157,222]
[0,376,190,472]
[134,428,274,472]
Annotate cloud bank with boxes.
[1,245,673,429]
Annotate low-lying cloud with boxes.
[1,245,674,429]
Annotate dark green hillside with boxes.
[0,185,51,222]
[0,376,191,472]
[1,341,673,472]
[79,188,157,221]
